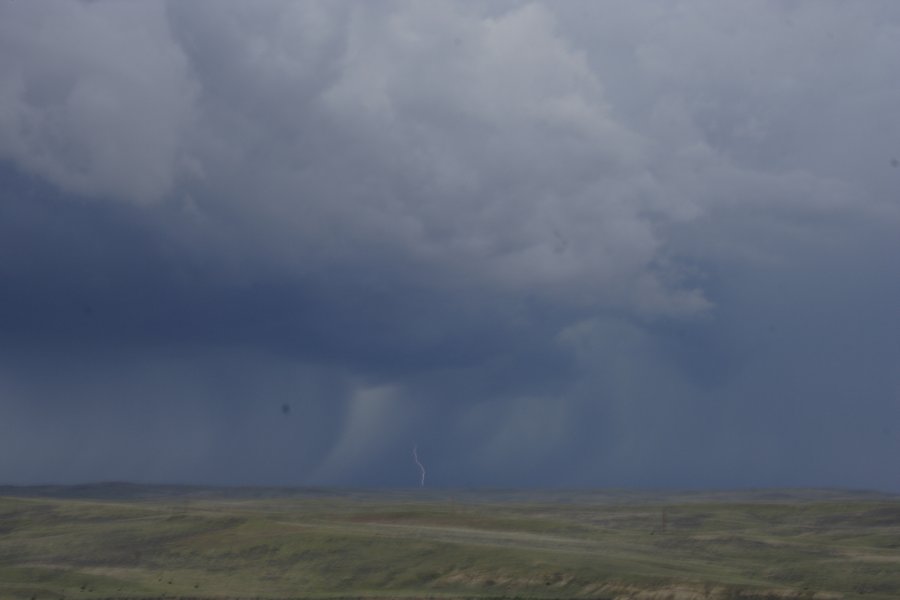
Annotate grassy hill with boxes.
[0,485,898,599]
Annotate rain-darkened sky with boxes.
[1,1,899,489]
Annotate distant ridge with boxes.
[0,483,896,503]
[0,482,350,501]
[0,481,200,500]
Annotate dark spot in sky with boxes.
[890,158,898,168]
[552,229,569,254]
[281,403,291,416]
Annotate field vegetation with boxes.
[0,484,898,599]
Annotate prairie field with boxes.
[0,485,898,600]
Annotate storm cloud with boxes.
[1,1,898,489]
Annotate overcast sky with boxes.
[1,0,898,490]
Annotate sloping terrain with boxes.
[0,486,898,599]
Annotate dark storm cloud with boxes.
[1,1,899,488]
[0,163,572,383]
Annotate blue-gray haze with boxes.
[1,1,898,490]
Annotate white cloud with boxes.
[162,1,709,316]
[0,1,195,203]
[4,1,898,315]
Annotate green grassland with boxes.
[0,485,898,599]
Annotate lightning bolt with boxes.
[413,444,426,487]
